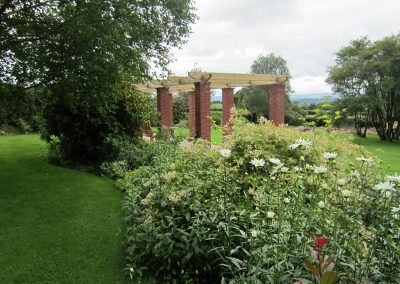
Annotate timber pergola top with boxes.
[135,72,288,93]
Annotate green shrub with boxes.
[120,121,400,283]
[211,111,221,126]
[42,86,156,166]
[0,84,45,132]
[175,119,188,128]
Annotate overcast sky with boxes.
[169,0,400,94]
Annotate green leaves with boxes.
[1,0,197,164]
[304,259,320,277]
[320,271,337,284]
[327,34,400,141]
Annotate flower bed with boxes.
[119,121,399,283]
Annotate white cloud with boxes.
[168,0,400,93]
[292,76,332,94]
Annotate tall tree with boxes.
[0,0,197,163]
[327,35,400,141]
[235,53,292,122]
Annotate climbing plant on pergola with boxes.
[136,72,287,141]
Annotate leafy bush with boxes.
[42,86,156,166]
[100,139,164,179]
[173,96,188,124]
[211,111,222,126]
[120,121,400,283]
[0,84,46,132]
[175,119,188,128]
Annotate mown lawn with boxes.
[354,133,400,173]
[174,127,223,144]
[0,135,127,283]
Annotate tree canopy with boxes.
[0,0,197,164]
[235,53,292,122]
[327,35,400,141]
[0,0,196,87]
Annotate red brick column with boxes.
[269,83,285,125]
[156,87,173,131]
[194,82,211,141]
[188,91,196,137]
[222,88,234,136]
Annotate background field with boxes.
[354,134,400,173]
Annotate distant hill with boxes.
[211,92,340,104]
[291,93,340,104]
[211,95,222,102]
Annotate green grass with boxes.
[174,127,223,144]
[0,135,127,283]
[353,133,400,173]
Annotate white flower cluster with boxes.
[250,158,265,168]
[289,137,313,150]
[314,165,327,174]
[220,148,231,158]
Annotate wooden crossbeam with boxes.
[167,76,199,84]
[188,72,287,83]
[135,71,288,92]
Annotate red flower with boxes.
[312,233,328,250]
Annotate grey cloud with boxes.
[169,0,400,92]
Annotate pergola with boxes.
[136,72,287,141]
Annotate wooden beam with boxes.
[150,80,181,88]
[167,76,199,84]
[188,71,287,83]
[208,79,278,85]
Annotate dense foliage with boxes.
[327,35,400,141]
[173,94,189,125]
[0,84,46,132]
[0,0,196,164]
[43,87,157,165]
[119,121,400,283]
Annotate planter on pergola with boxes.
[136,72,287,141]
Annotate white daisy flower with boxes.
[374,181,395,191]
[289,138,313,150]
[314,165,328,174]
[250,158,265,168]
[323,152,337,160]
[356,157,374,164]
[219,148,231,158]
[318,201,326,209]
[269,158,283,165]
[387,173,400,183]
